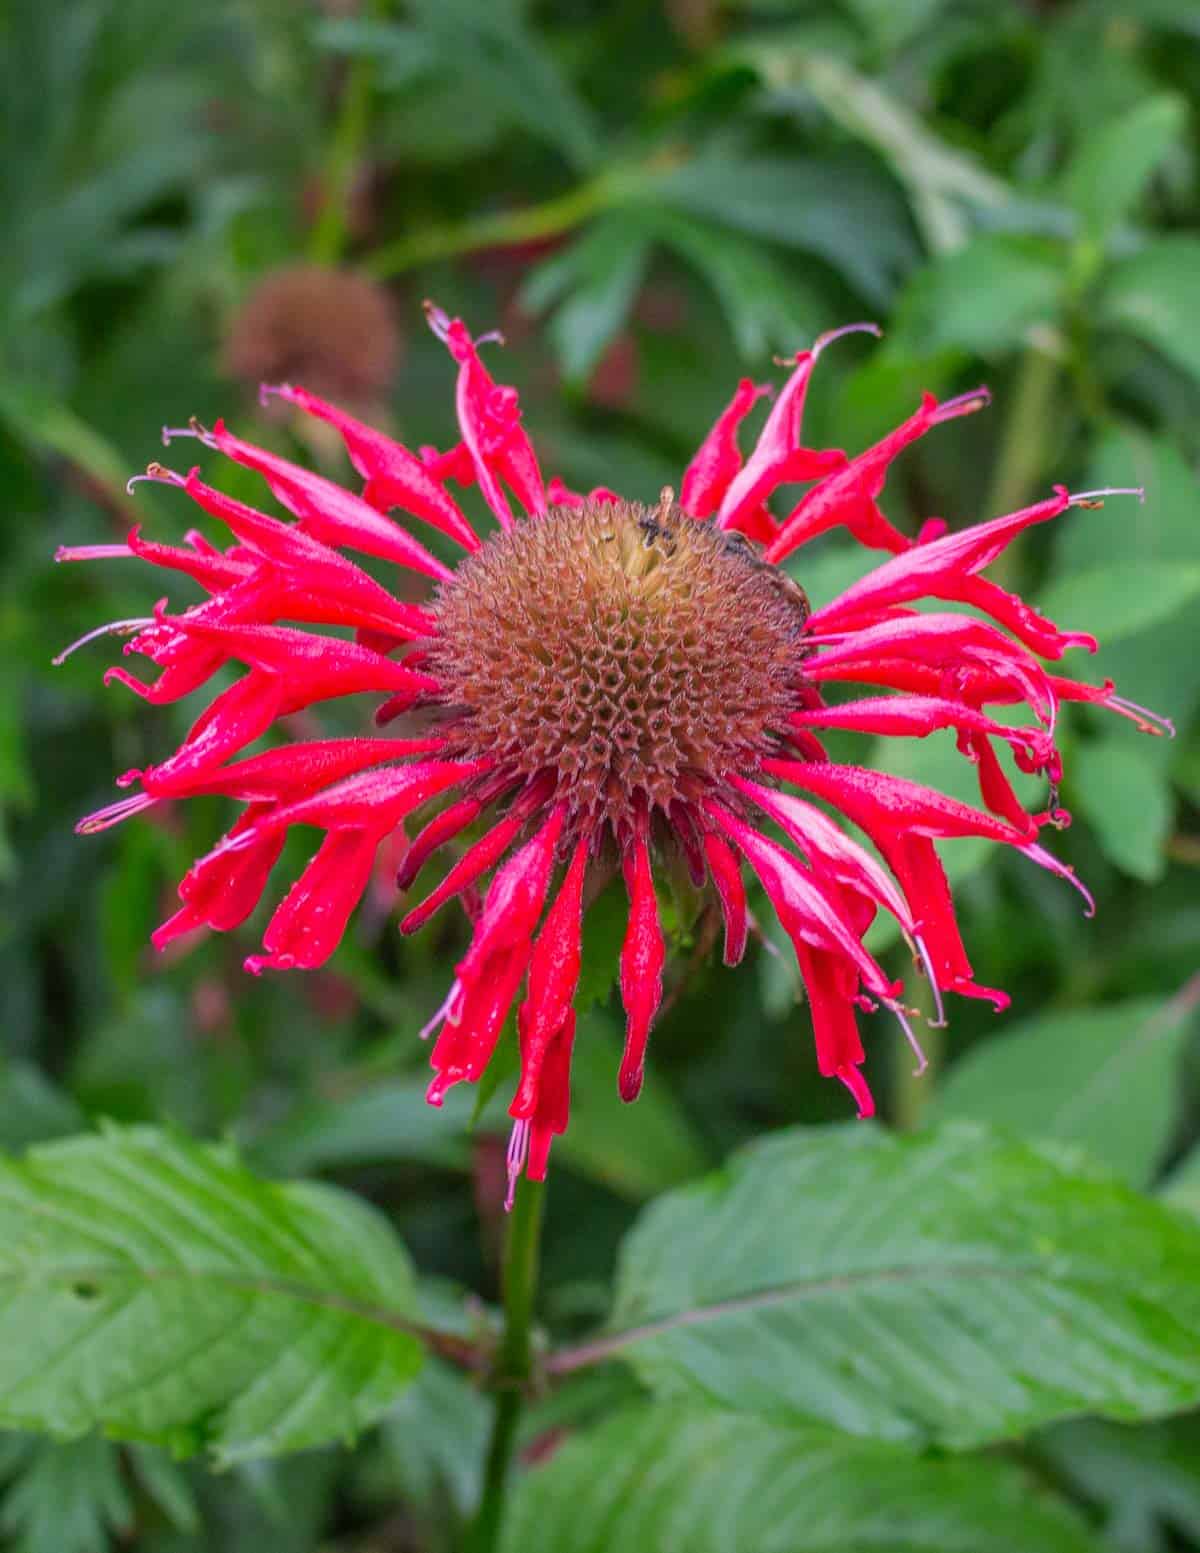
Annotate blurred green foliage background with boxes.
[3,0,1200,1548]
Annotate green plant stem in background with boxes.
[308,5,383,266]
[892,977,943,1131]
[366,172,634,279]
[980,344,1060,590]
[985,345,1060,523]
[467,1175,547,1553]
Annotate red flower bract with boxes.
[60,302,1171,1206]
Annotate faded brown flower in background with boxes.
[223,265,399,410]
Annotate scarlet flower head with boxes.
[60,303,1171,1205]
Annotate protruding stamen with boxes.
[813,320,883,355]
[886,997,928,1077]
[932,385,992,422]
[423,299,451,343]
[418,980,463,1043]
[911,932,947,1028]
[55,544,133,562]
[75,791,157,835]
[1068,486,1145,508]
[161,417,215,448]
[1020,842,1096,918]
[505,1119,531,1212]
[259,382,291,408]
[1110,694,1176,739]
[126,462,186,495]
[52,617,155,666]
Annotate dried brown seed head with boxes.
[224,265,399,405]
[432,498,809,829]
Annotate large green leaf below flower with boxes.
[500,1403,1102,1553]
[0,1126,425,1461]
[589,1123,1200,1448]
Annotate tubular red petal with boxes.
[522,1010,576,1183]
[763,756,1034,844]
[1049,677,1175,738]
[807,488,1073,632]
[729,775,914,932]
[766,388,990,563]
[954,575,1096,659]
[246,828,379,972]
[147,671,285,783]
[792,695,1056,775]
[151,807,286,948]
[208,420,453,580]
[881,832,1008,1010]
[428,944,532,1104]
[425,303,546,525]
[399,776,555,933]
[125,522,252,591]
[456,805,565,989]
[513,835,589,1116]
[262,384,480,552]
[618,826,665,1102]
[179,470,435,639]
[229,757,488,838]
[171,619,440,705]
[701,829,749,966]
[706,801,896,1000]
[716,327,879,536]
[805,613,1057,727]
[144,735,446,802]
[680,378,771,520]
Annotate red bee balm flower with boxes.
[60,303,1171,1204]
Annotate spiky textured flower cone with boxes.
[59,302,1170,1204]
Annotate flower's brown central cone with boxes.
[432,497,810,826]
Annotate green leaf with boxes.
[1037,561,1200,647]
[0,1062,82,1151]
[358,1357,491,1523]
[1070,738,1173,881]
[1038,1414,1200,1552]
[501,1404,1101,1553]
[656,144,919,303]
[932,998,1191,1185]
[573,875,628,1016]
[1063,93,1186,241]
[406,0,600,171]
[555,1015,709,1200]
[1163,1142,1200,1219]
[1053,427,1200,730]
[894,235,1064,355]
[600,1123,1200,1447]
[647,209,828,359]
[0,1435,131,1553]
[522,215,650,383]
[0,1126,425,1460]
[753,49,1012,254]
[250,1077,474,1176]
[1100,236,1200,383]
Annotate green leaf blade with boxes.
[501,1404,1103,1553]
[932,998,1190,1185]
[601,1124,1200,1447]
[0,1127,424,1461]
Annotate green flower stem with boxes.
[892,976,944,1132]
[308,6,384,266]
[365,170,635,280]
[466,1174,547,1553]
[982,345,1059,585]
